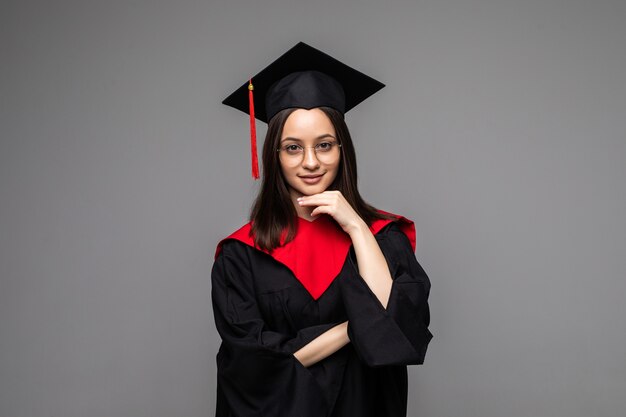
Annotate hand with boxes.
[297,191,367,234]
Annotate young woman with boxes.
[212,42,432,417]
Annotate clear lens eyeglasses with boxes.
[277,141,342,161]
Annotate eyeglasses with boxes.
[276,141,342,161]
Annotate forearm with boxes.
[293,321,349,368]
[347,220,393,309]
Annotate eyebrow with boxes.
[280,134,336,144]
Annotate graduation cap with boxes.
[222,41,385,180]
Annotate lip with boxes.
[299,173,324,184]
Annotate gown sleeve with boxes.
[339,221,433,367]
[211,240,334,416]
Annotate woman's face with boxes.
[278,108,341,199]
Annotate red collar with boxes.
[214,210,415,300]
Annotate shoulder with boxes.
[378,221,404,236]
[373,209,416,252]
[214,220,255,260]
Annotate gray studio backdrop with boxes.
[2,0,625,416]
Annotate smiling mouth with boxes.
[299,173,325,184]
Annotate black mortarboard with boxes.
[222,41,385,180]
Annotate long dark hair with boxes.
[249,106,396,251]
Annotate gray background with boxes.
[2,0,625,416]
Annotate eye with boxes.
[284,144,302,154]
[316,142,333,151]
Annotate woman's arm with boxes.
[346,220,393,309]
[339,222,433,367]
[289,219,388,367]
[293,321,349,367]
[291,219,390,367]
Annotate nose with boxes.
[301,147,320,169]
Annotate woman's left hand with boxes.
[297,191,366,234]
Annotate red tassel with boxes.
[248,79,259,180]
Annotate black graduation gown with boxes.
[211,220,432,417]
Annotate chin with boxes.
[290,182,331,197]
[297,186,325,196]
